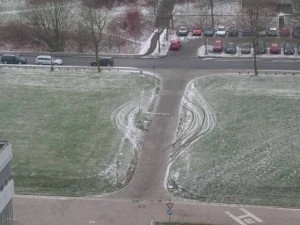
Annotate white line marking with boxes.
[225,208,263,225]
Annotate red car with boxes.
[270,42,281,54]
[169,39,181,50]
[192,25,203,36]
[213,40,223,52]
[280,27,290,37]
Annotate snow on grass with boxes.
[169,74,300,207]
[105,87,159,187]
[173,0,241,28]
[0,68,159,196]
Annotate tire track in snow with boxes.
[106,88,157,186]
[169,82,217,163]
[111,88,157,151]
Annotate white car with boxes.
[178,26,189,36]
[216,25,226,37]
[35,55,63,65]
[269,27,278,37]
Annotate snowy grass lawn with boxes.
[170,74,300,207]
[0,68,158,196]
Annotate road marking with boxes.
[88,221,96,224]
[225,208,263,225]
[202,58,214,60]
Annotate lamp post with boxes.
[118,21,121,53]
[139,90,144,123]
[50,55,54,72]
[153,60,156,78]
[204,37,208,55]
[116,154,119,188]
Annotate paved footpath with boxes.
[13,69,300,225]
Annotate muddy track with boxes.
[108,88,158,186]
[169,81,217,163]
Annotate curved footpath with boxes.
[13,69,300,225]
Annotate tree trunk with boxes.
[210,0,214,29]
[254,52,258,75]
[252,35,258,75]
[157,31,160,53]
[95,44,101,73]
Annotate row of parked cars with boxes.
[0,54,114,66]
[0,54,64,65]
[212,40,300,55]
[177,25,300,38]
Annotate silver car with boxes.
[35,55,63,65]
[178,26,189,36]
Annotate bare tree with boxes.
[79,2,110,72]
[209,0,215,29]
[24,0,74,52]
[238,0,276,75]
[196,0,216,28]
[155,0,175,52]
[81,0,114,9]
[126,8,143,43]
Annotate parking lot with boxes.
[171,25,300,58]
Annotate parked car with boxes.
[283,42,295,55]
[280,27,290,37]
[192,25,202,36]
[241,42,251,54]
[225,42,237,54]
[268,27,278,37]
[1,54,26,64]
[228,27,239,37]
[213,40,223,52]
[292,26,300,38]
[216,25,226,37]
[91,57,114,66]
[258,28,268,37]
[178,26,189,36]
[270,42,281,54]
[204,26,214,36]
[256,41,266,54]
[241,27,252,37]
[169,39,181,50]
[35,55,63,65]
[297,44,300,54]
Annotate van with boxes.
[1,54,27,64]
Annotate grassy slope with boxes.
[170,74,300,207]
[0,68,157,196]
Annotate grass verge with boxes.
[170,74,300,207]
[0,68,158,196]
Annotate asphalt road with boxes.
[11,38,300,225]
[22,54,300,71]
[18,37,300,71]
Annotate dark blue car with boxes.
[204,26,214,37]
